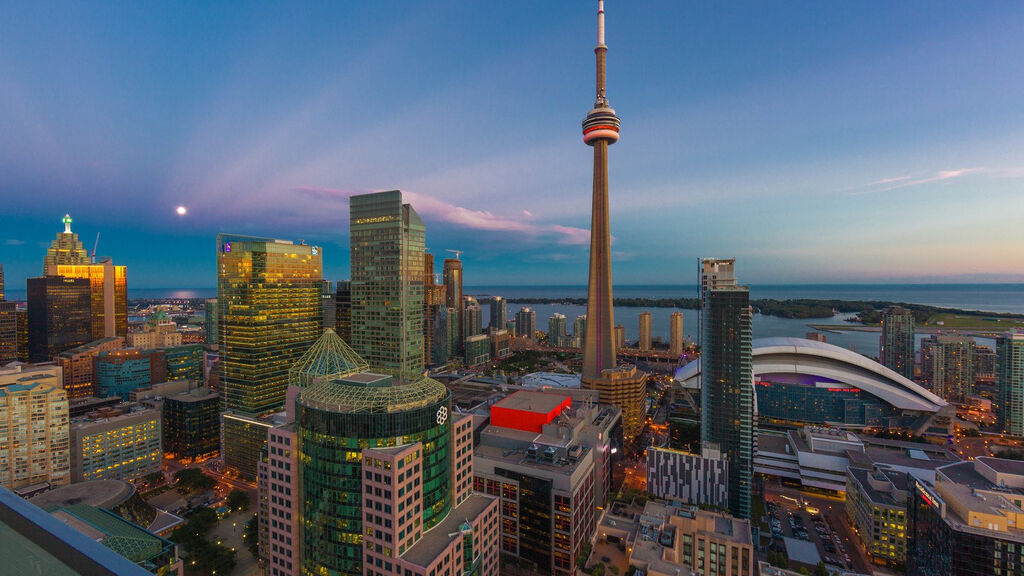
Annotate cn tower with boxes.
[580,1,647,440]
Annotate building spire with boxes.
[63,213,73,234]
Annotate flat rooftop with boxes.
[978,456,1024,476]
[401,493,495,567]
[493,390,568,414]
[474,442,590,476]
[29,480,135,510]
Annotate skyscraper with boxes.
[443,258,463,353]
[880,306,915,381]
[424,252,440,364]
[0,262,4,300]
[549,313,568,347]
[350,190,425,372]
[0,271,14,363]
[670,311,684,357]
[218,234,322,478]
[700,258,754,520]
[0,366,70,490]
[463,297,483,340]
[997,333,1024,436]
[515,308,536,341]
[573,315,587,349]
[921,334,975,401]
[42,214,90,273]
[579,1,647,439]
[27,276,92,363]
[52,260,128,340]
[320,279,336,332]
[638,311,652,351]
[204,298,218,346]
[335,280,352,342]
[490,296,507,331]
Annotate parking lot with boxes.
[764,486,871,574]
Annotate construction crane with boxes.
[445,249,464,260]
[91,232,100,263]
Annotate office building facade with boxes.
[646,446,728,509]
[56,337,126,399]
[163,387,219,463]
[27,275,92,362]
[94,348,167,401]
[350,191,425,372]
[164,344,204,383]
[204,298,218,346]
[70,407,161,483]
[464,334,490,366]
[0,300,17,365]
[335,280,352,342]
[52,261,128,341]
[443,258,463,353]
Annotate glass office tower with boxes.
[26,276,92,362]
[52,261,128,340]
[217,234,322,478]
[298,370,452,576]
[349,191,425,372]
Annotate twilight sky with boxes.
[2,1,1023,290]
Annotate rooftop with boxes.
[401,493,495,567]
[287,328,368,388]
[493,390,569,415]
[29,480,136,510]
[977,456,1024,476]
[59,337,124,356]
[299,370,450,414]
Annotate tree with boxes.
[174,468,216,491]
[814,562,829,576]
[227,488,250,511]
[143,471,164,485]
[244,514,260,558]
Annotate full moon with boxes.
[176,206,187,216]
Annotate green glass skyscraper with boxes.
[349,191,425,372]
[700,258,754,520]
[218,234,322,478]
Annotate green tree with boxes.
[814,562,829,576]
[245,514,260,558]
[174,468,217,491]
[227,488,250,511]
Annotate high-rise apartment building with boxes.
[880,307,915,381]
[423,253,442,365]
[670,312,684,357]
[335,280,352,341]
[204,298,218,346]
[548,313,568,347]
[0,364,70,490]
[490,296,506,331]
[614,324,625,350]
[431,306,451,366]
[573,315,587,349]
[443,258,463,353]
[638,311,652,351]
[218,234,322,479]
[701,258,754,520]
[515,308,536,341]
[56,337,125,399]
[350,191,425,372]
[465,333,490,366]
[27,276,92,362]
[921,334,975,401]
[42,214,90,273]
[997,332,1024,436]
[464,297,483,340]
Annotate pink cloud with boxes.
[290,186,593,245]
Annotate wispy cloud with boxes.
[3,239,24,246]
[291,187,593,246]
[849,168,984,195]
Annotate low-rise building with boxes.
[94,348,167,401]
[70,405,161,482]
[56,337,125,398]
[846,466,909,568]
[646,445,728,509]
[162,386,219,463]
[909,457,1024,576]
[163,344,203,383]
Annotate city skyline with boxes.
[3,2,1024,290]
